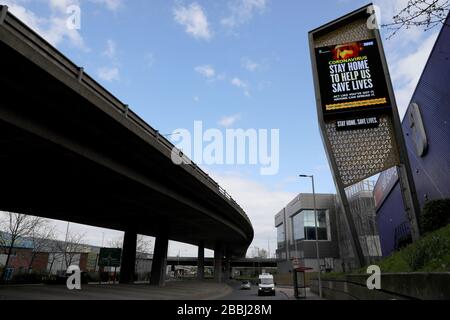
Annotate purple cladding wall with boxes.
[375,15,450,256]
[376,182,409,256]
[402,25,450,208]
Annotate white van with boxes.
[258,273,275,296]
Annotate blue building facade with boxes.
[374,15,450,256]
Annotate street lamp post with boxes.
[60,221,70,273]
[299,174,322,298]
[291,216,299,259]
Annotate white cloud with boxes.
[241,57,260,72]
[97,66,120,82]
[173,2,212,40]
[231,77,246,88]
[102,39,116,59]
[193,96,200,102]
[216,73,227,81]
[231,77,250,96]
[389,32,438,118]
[375,0,448,39]
[210,172,296,257]
[99,39,121,81]
[3,0,88,51]
[47,16,87,50]
[90,0,123,11]
[49,0,78,13]
[373,0,441,119]
[221,0,267,29]
[218,113,241,127]
[3,1,46,32]
[195,64,216,78]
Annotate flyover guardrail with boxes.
[0,5,251,226]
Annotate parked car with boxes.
[240,280,251,290]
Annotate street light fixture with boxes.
[299,174,322,298]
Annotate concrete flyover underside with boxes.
[0,6,253,262]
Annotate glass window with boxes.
[260,278,274,285]
[276,224,285,248]
[293,210,330,241]
[293,212,305,240]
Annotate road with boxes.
[0,281,232,300]
[221,282,294,300]
[0,280,322,300]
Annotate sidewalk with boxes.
[276,286,324,300]
[0,280,232,300]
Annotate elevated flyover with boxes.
[166,257,279,268]
[0,6,253,285]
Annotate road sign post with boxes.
[98,248,122,284]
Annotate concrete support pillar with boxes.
[214,243,223,283]
[150,232,169,286]
[197,241,205,280]
[223,253,231,281]
[119,229,137,284]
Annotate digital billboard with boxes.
[315,38,391,116]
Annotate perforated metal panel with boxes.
[314,18,400,187]
[314,18,371,47]
[326,116,399,187]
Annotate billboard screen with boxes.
[315,38,390,116]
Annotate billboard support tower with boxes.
[308,4,422,268]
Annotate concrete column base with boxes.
[119,229,137,284]
[197,241,205,280]
[214,243,223,283]
[150,232,169,286]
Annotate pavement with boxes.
[285,286,324,300]
[0,280,232,300]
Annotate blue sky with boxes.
[0,0,442,256]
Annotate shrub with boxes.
[421,199,450,234]
[84,272,100,283]
[42,274,57,284]
[405,233,450,271]
[11,272,45,284]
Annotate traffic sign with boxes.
[98,248,122,267]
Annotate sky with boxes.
[0,0,443,257]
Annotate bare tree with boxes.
[65,232,86,268]
[109,235,153,271]
[136,235,153,257]
[108,237,123,250]
[0,212,46,282]
[54,231,87,270]
[382,0,450,39]
[27,223,57,274]
[0,228,6,249]
[46,239,61,275]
